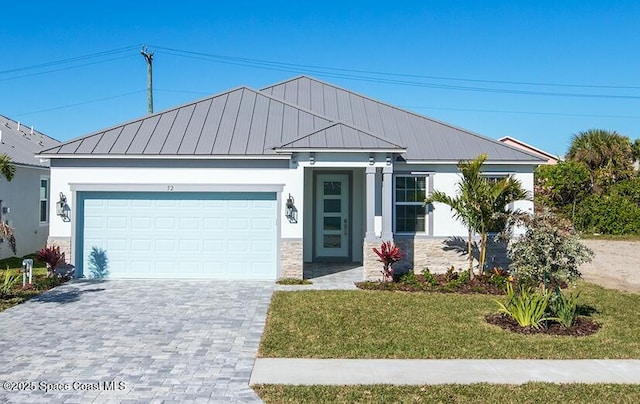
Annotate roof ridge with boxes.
[263,75,544,161]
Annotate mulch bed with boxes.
[485,313,601,337]
[356,273,506,295]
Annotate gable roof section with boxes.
[41,87,335,157]
[0,114,59,167]
[499,136,559,162]
[261,76,545,162]
[275,122,405,152]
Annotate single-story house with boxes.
[0,115,60,257]
[39,76,544,280]
[499,136,559,165]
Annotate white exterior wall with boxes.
[48,164,304,240]
[396,163,536,238]
[0,165,50,257]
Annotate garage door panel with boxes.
[79,191,277,280]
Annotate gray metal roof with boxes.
[0,114,59,167]
[41,76,545,163]
[42,87,334,156]
[262,76,545,162]
[276,122,405,151]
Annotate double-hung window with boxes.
[39,178,49,223]
[394,175,427,233]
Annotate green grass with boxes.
[276,278,313,285]
[259,282,640,359]
[254,383,640,403]
[0,255,64,313]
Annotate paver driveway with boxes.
[0,280,273,403]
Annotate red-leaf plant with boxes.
[372,241,402,282]
[37,245,66,278]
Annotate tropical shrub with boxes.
[37,245,66,278]
[420,268,438,286]
[574,179,640,234]
[507,210,593,287]
[549,289,580,328]
[0,270,20,297]
[494,283,551,329]
[372,241,402,282]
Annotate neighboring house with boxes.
[0,115,60,257]
[39,76,544,280]
[499,136,559,165]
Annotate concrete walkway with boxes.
[250,358,640,385]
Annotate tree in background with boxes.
[534,160,591,221]
[0,154,16,255]
[566,129,634,192]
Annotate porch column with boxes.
[381,165,393,241]
[365,166,376,240]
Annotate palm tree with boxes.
[425,155,486,278]
[426,154,528,277]
[566,129,633,190]
[0,154,15,182]
[0,154,16,255]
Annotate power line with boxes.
[11,90,145,117]
[0,45,140,75]
[152,45,640,94]
[401,105,640,120]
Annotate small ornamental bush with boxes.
[494,283,551,329]
[37,245,66,278]
[372,241,402,282]
[0,270,20,297]
[507,210,593,288]
[549,289,580,328]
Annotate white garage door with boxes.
[76,191,278,280]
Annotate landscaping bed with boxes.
[355,269,506,295]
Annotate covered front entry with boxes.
[315,173,350,260]
[75,191,278,280]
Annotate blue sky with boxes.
[2,1,639,157]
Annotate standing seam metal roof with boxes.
[40,76,545,163]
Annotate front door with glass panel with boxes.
[315,174,350,259]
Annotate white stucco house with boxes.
[39,76,543,280]
[0,115,60,258]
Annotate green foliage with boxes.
[508,210,593,287]
[421,268,438,286]
[426,154,528,276]
[549,289,580,328]
[277,278,312,285]
[575,193,640,235]
[0,270,20,297]
[0,154,16,182]
[566,129,634,191]
[534,160,591,213]
[494,283,551,329]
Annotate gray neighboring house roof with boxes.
[0,114,59,167]
[40,76,545,163]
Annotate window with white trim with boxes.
[394,175,427,233]
[39,178,48,223]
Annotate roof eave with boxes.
[38,153,291,160]
[273,148,407,154]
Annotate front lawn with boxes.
[254,383,640,403]
[259,282,640,359]
[0,255,68,312]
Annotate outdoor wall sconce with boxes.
[56,192,71,222]
[285,194,298,223]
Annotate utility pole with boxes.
[140,46,154,114]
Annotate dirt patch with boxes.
[579,239,640,294]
